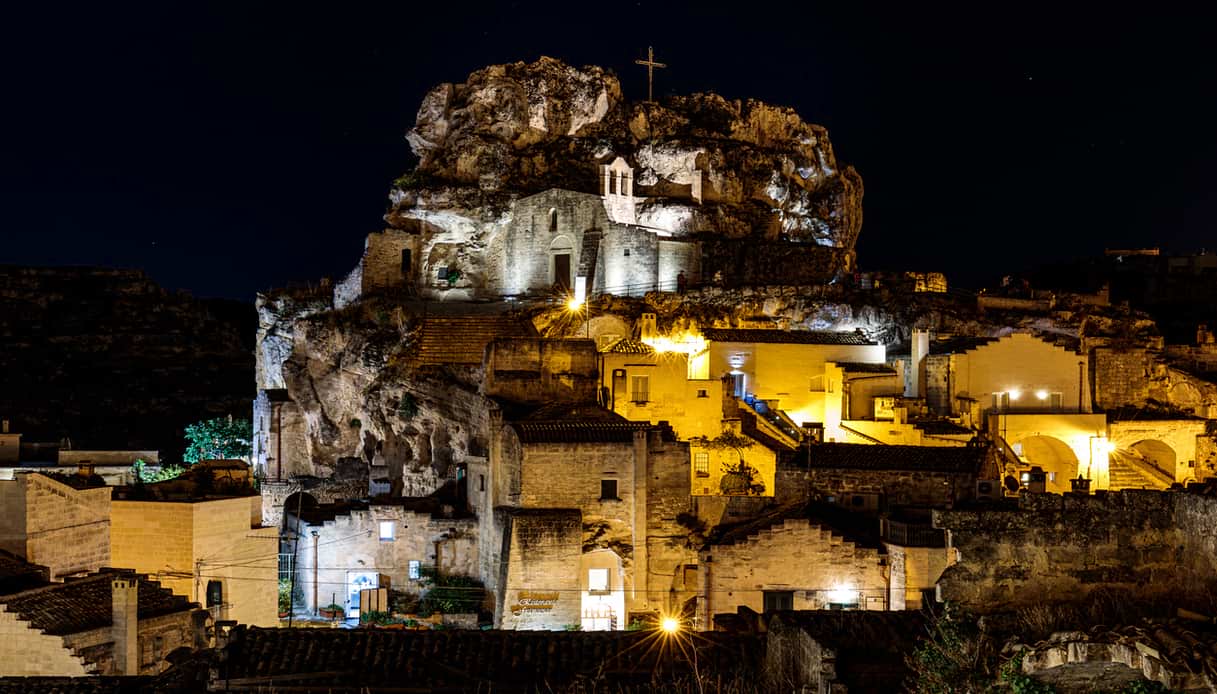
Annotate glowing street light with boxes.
[660,616,681,634]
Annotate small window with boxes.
[696,389,708,398]
[763,590,794,612]
[379,521,395,541]
[400,248,411,277]
[630,375,650,404]
[588,568,610,593]
[600,479,618,500]
[549,208,558,232]
[408,560,421,580]
[694,453,709,477]
[436,266,448,280]
[206,580,223,608]
[479,474,486,492]
[624,248,630,257]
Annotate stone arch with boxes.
[1127,439,1176,475]
[1019,435,1079,492]
[280,491,318,530]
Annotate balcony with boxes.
[880,518,946,548]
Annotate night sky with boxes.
[5,2,1217,300]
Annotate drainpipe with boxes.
[1077,361,1084,413]
[311,531,319,615]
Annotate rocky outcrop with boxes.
[0,266,253,459]
[391,56,862,248]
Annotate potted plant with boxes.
[278,579,292,618]
[319,603,344,620]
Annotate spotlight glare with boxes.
[660,616,680,634]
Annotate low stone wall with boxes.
[935,491,1217,614]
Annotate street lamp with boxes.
[566,296,590,338]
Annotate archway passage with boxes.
[549,235,573,291]
[281,491,318,530]
[1128,440,1176,475]
[1020,436,1079,493]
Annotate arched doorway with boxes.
[1019,436,1079,492]
[281,492,318,531]
[549,235,573,291]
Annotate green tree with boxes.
[184,416,252,463]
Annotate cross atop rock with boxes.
[635,46,666,102]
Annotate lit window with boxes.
[694,452,709,476]
[378,521,395,541]
[408,560,421,580]
[588,568,609,593]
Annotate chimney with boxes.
[908,329,930,398]
[639,313,658,341]
[111,576,139,675]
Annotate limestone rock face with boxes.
[394,56,862,248]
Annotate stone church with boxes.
[335,156,701,306]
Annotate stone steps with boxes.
[1108,456,1162,490]
[416,315,535,365]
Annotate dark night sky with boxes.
[4,2,1217,300]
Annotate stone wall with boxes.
[111,497,279,628]
[1092,347,1152,410]
[641,430,696,615]
[698,518,888,626]
[797,465,978,508]
[698,239,851,287]
[361,230,419,297]
[934,491,1217,614]
[599,225,658,295]
[62,609,206,676]
[293,506,478,614]
[0,474,111,580]
[0,609,89,676]
[482,338,599,404]
[500,509,582,630]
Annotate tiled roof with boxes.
[602,337,654,354]
[703,328,876,346]
[0,550,50,595]
[799,442,986,473]
[835,361,897,373]
[928,336,998,355]
[707,501,883,550]
[507,402,649,443]
[0,570,197,636]
[0,678,154,694]
[213,626,761,691]
[914,419,974,436]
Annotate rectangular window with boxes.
[479,474,485,492]
[630,375,649,403]
[694,452,710,477]
[408,560,421,580]
[588,568,610,593]
[378,521,395,541]
[696,389,708,398]
[600,479,618,500]
[436,266,448,280]
[763,590,794,612]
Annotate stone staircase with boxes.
[1108,452,1172,490]
[575,231,601,291]
[416,315,536,365]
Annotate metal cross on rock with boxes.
[635,46,666,102]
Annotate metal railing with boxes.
[880,518,946,548]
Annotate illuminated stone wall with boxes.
[1092,346,1151,409]
[793,462,980,508]
[499,509,582,630]
[935,490,1217,614]
[482,338,599,404]
[0,609,89,676]
[697,518,889,626]
[292,505,477,614]
[111,496,279,627]
[61,608,204,676]
[0,473,110,580]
